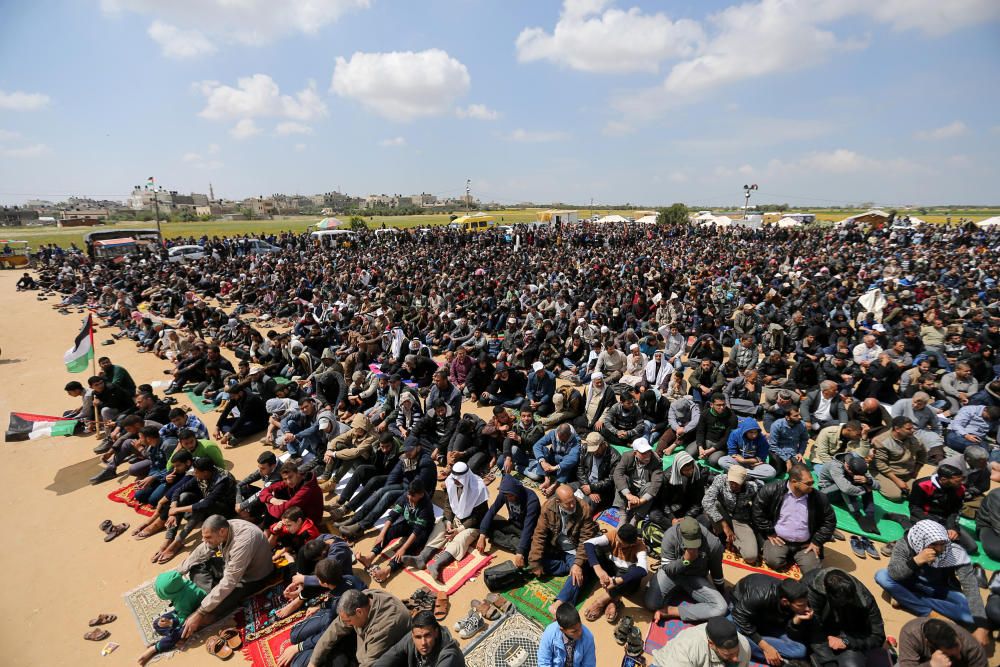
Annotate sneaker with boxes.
[458,612,485,639]
[89,466,118,485]
[862,537,880,560]
[849,535,867,559]
[453,607,477,633]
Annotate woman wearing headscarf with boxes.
[874,520,990,647]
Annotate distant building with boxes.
[242,197,276,218]
[62,208,111,222]
[0,206,39,227]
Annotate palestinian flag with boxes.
[147,176,155,186]
[64,313,94,373]
[5,412,78,441]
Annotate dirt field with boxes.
[0,269,994,666]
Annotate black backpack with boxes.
[483,560,527,592]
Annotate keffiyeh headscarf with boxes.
[668,450,701,486]
[906,520,970,568]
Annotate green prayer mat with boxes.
[829,503,904,543]
[184,391,216,414]
[501,575,591,627]
[274,376,291,385]
[957,516,1000,571]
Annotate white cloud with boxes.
[196,75,327,123]
[102,0,370,48]
[147,20,216,59]
[207,143,220,155]
[456,104,500,121]
[0,129,20,141]
[506,129,571,143]
[1,143,50,158]
[0,89,51,111]
[379,137,406,147]
[766,148,923,175]
[604,0,1000,121]
[230,119,262,140]
[516,0,704,74]
[183,145,223,168]
[275,121,313,135]
[332,49,471,122]
[915,120,968,141]
[294,143,307,152]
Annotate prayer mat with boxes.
[644,619,766,665]
[723,550,802,580]
[463,610,543,667]
[405,550,495,595]
[234,584,308,642]
[185,391,216,414]
[241,624,295,667]
[122,579,172,650]
[660,452,724,474]
[108,481,156,517]
[830,502,904,543]
[273,376,291,386]
[957,517,1000,571]
[596,507,624,528]
[501,575,591,627]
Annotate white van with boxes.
[311,230,357,247]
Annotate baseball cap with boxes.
[402,441,418,452]
[495,362,508,372]
[632,437,652,454]
[584,432,605,453]
[847,455,869,475]
[532,361,544,372]
[727,465,748,484]
[705,617,740,650]
[679,516,702,549]
[318,416,333,431]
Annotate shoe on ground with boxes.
[329,506,350,522]
[459,612,485,639]
[849,535,867,559]
[625,627,644,657]
[89,467,117,485]
[857,515,880,535]
[453,608,477,633]
[93,441,112,455]
[831,530,846,541]
[880,541,896,557]
[862,537,880,559]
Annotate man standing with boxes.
[176,516,275,638]
[752,464,836,573]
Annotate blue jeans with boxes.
[874,569,974,626]
[727,614,807,661]
[496,445,530,475]
[945,429,976,454]
[524,454,574,483]
[354,484,404,528]
[539,552,577,603]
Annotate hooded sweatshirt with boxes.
[480,475,542,557]
[154,570,206,622]
[726,417,769,460]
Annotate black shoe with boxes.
[857,514,879,535]
[973,564,988,589]
[862,537,880,560]
[93,441,112,455]
[849,535,867,559]
[831,530,846,541]
[89,467,117,485]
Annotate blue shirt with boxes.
[538,622,595,667]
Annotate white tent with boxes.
[635,214,658,224]
[690,211,716,223]
[976,216,1000,229]
[596,214,629,224]
[701,215,733,227]
[776,217,803,228]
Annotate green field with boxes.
[4,207,997,249]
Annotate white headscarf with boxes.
[906,520,970,569]
[445,462,488,520]
[669,450,701,486]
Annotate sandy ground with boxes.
[0,268,994,666]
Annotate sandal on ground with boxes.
[205,636,234,660]
[84,628,110,641]
[583,600,605,622]
[88,614,117,626]
[369,567,390,585]
[473,599,501,621]
[103,522,129,542]
[434,592,450,621]
[219,627,242,649]
[605,600,621,624]
[485,592,511,616]
[99,519,113,533]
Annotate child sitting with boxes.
[268,505,321,562]
[136,571,206,666]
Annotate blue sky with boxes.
[1,0,999,208]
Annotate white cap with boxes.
[592,372,604,380]
[532,361,544,372]
[318,416,333,430]
[600,325,609,333]
[630,344,639,351]
[632,437,652,453]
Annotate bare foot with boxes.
[357,553,375,569]
[156,541,182,564]
[137,646,158,666]
[548,601,563,618]
[274,598,304,619]
[150,539,170,563]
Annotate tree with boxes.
[349,215,367,231]
[658,203,689,226]
[240,207,254,220]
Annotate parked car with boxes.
[167,244,212,263]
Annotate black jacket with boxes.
[696,406,737,446]
[575,447,622,498]
[731,573,804,645]
[752,480,837,546]
[909,475,964,530]
[804,568,886,652]
[371,627,464,667]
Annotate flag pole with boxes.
[88,314,101,438]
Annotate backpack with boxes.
[483,560,527,592]
[639,518,664,559]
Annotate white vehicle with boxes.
[311,230,357,247]
[167,244,211,263]
[235,239,281,254]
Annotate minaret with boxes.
[209,183,215,203]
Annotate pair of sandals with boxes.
[583,594,621,623]
[205,628,242,660]
[471,593,511,621]
[99,519,129,542]
[402,587,436,613]
[83,613,116,641]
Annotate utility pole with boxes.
[465,179,471,213]
[742,184,758,220]
[152,188,162,239]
